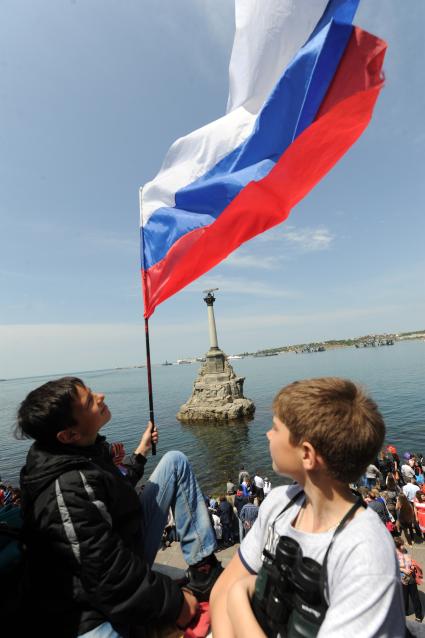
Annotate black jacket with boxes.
[234,494,248,516]
[218,500,234,526]
[20,436,183,637]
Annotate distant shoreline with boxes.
[1,330,424,382]
[236,329,425,358]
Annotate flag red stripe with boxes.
[142,28,386,317]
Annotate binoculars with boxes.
[251,535,327,638]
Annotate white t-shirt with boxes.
[365,464,381,479]
[402,483,420,502]
[239,484,405,638]
[254,475,264,489]
[211,513,222,539]
[401,463,415,481]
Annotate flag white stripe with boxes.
[140,107,255,226]
[140,0,328,228]
[227,0,329,114]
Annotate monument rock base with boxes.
[176,348,255,423]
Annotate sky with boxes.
[1,0,424,379]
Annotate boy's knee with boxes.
[162,450,189,470]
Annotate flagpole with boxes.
[140,186,156,456]
[144,317,156,455]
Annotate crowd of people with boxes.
[2,375,425,637]
[355,447,425,624]
[160,468,270,551]
[205,469,271,547]
[160,447,425,628]
[358,448,425,547]
[4,444,425,632]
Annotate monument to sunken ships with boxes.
[177,289,255,422]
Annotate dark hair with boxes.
[273,377,385,483]
[386,473,397,491]
[397,493,414,524]
[15,377,85,445]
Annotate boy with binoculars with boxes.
[210,377,405,637]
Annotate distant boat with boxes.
[162,360,173,366]
[227,355,242,360]
[300,345,326,353]
[176,359,192,364]
[253,352,278,357]
[355,338,395,348]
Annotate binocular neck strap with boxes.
[270,489,366,607]
[320,497,367,603]
[269,488,305,538]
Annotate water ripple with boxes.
[1,341,424,492]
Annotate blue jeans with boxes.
[79,450,216,637]
[79,624,120,638]
[139,450,217,566]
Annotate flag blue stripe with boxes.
[142,2,359,271]
[310,0,359,40]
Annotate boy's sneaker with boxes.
[185,554,223,601]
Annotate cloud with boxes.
[284,227,334,251]
[221,252,278,270]
[258,225,334,252]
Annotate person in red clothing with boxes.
[394,537,423,623]
[414,491,425,539]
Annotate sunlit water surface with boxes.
[1,341,424,493]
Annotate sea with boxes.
[1,340,424,493]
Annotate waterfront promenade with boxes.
[154,540,238,579]
[154,540,425,625]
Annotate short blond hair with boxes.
[273,377,385,483]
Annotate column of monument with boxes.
[176,290,255,422]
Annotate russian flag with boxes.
[140,0,386,318]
